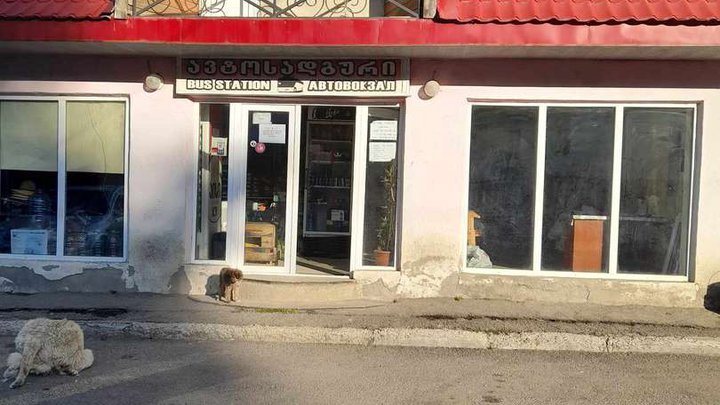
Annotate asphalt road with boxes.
[1,336,719,405]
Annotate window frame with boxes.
[462,101,698,281]
[0,95,130,262]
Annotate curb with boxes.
[2,320,720,357]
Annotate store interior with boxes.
[295,106,355,276]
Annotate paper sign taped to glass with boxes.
[370,120,398,141]
[11,229,48,255]
[252,112,272,125]
[369,142,396,162]
[259,124,286,144]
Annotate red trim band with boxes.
[1,18,720,47]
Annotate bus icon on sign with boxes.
[277,80,303,93]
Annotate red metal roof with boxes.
[437,0,720,23]
[0,0,113,19]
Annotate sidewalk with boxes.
[2,292,720,356]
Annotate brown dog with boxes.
[218,267,243,302]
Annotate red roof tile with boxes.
[437,0,720,23]
[0,0,114,20]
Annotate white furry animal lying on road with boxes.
[3,318,94,388]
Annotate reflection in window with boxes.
[465,104,695,276]
[0,99,127,259]
[467,106,537,269]
[64,102,126,257]
[619,108,693,275]
[0,101,58,255]
[195,104,230,260]
[542,108,614,272]
[363,107,399,267]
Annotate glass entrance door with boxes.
[236,104,297,273]
[194,102,400,275]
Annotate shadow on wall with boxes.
[205,274,219,298]
[167,268,192,294]
[1,55,177,84]
[410,59,720,89]
[704,282,720,313]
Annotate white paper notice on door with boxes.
[259,124,286,144]
[369,142,396,162]
[370,120,398,141]
[252,112,272,125]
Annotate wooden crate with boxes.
[245,222,277,265]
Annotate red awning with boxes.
[0,0,114,19]
[437,0,720,23]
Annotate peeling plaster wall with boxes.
[0,262,136,294]
[457,273,700,307]
[0,56,192,293]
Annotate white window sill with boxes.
[462,267,689,282]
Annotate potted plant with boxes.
[374,160,396,266]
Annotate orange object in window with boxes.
[467,210,482,246]
[566,216,606,272]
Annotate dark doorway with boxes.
[296,106,355,276]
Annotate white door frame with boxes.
[349,106,368,271]
[294,104,365,276]
[233,103,298,274]
[191,101,401,276]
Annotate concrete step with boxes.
[237,276,363,303]
[182,265,373,304]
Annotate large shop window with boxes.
[467,104,694,277]
[0,99,127,259]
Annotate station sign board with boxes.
[176,58,409,97]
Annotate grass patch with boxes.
[254,308,300,314]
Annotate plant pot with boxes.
[373,249,391,266]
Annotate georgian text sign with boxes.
[176,58,409,97]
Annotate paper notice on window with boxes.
[370,120,398,141]
[10,229,48,255]
[369,142,396,162]
[252,112,272,125]
[259,124,286,144]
